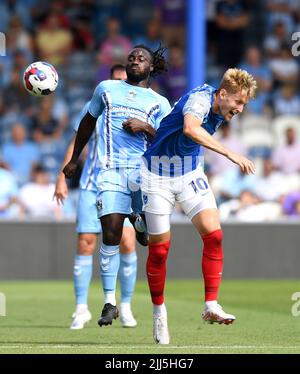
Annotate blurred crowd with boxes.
[0,0,300,221]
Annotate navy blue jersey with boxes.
[143,84,224,176]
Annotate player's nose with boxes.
[237,104,244,113]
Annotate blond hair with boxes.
[219,68,257,98]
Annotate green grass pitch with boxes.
[0,279,300,354]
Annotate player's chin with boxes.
[226,112,235,120]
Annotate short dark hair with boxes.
[133,44,168,77]
[110,64,126,78]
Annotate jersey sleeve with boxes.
[182,91,211,122]
[87,82,106,118]
[154,97,171,129]
[73,101,90,132]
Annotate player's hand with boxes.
[123,118,146,134]
[53,174,68,205]
[63,160,77,179]
[227,152,256,174]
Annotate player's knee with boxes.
[202,229,223,258]
[120,229,136,254]
[120,243,135,254]
[202,229,223,246]
[149,242,170,264]
[78,234,97,255]
[102,228,122,246]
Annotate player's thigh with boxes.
[141,168,175,217]
[142,188,174,240]
[191,208,221,237]
[77,189,102,234]
[146,212,172,243]
[177,168,220,235]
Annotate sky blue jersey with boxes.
[88,80,171,170]
[74,101,99,191]
[143,84,225,176]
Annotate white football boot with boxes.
[70,309,92,330]
[202,303,235,325]
[120,303,137,328]
[153,314,170,344]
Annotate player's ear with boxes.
[219,88,227,100]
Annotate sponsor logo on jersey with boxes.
[126,90,137,102]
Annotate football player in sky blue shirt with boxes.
[63,45,171,327]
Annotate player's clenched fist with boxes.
[63,161,78,179]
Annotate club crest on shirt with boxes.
[96,199,102,211]
[126,90,137,102]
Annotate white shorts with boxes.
[141,163,217,220]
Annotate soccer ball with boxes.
[23,61,58,96]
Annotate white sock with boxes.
[153,303,167,316]
[120,302,131,312]
[205,300,217,309]
[104,293,116,306]
[75,304,88,314]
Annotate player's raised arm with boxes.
[63,84,105,179]
[183,114,255,175]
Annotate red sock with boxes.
[146,240,170,305]
[201,229,223,302]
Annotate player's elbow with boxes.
[183,123,194,138]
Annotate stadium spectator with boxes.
[35,13,73,66]
[2,123,41,186]
[0,160,24,218]
[263,21,290,58]
[96,17,132,83]
[47,0,71,29]
[215,0,250,68]
[239,46,272,114]
[133,19,162,52]
[2,67,33,115]
[153,0,186,47]
[205,121,247,176]
[264,0,298,35]
[272,83,300,116]
[123,0,155,38]
[272,127,300,174]
[0,0,34,32]
[268,43,299,86]
[219,189,281,221]
[217,167,257,203]
[19,164,62,218]
[254,158,286,201]
[30,96,65,143]
[5,15,33,60]
[160,44,186,105]
[72,15,95,52]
